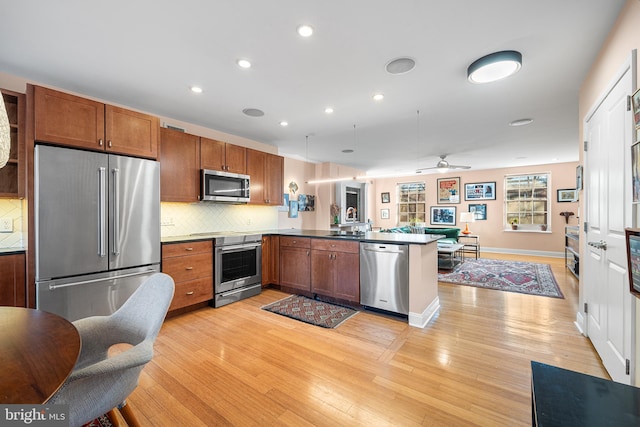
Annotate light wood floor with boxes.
[127,253,608,426]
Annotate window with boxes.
[504,174,549,230]
[397,182,426,225]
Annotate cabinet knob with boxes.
[185,247,194,251]
[99,139,103,146]
[186,291,194,295]
[108,140,112,148]
[185,266,193,270]
[292,240,296,244]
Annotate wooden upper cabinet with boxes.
[0,89,25,198]
[200,137,246,174]
[246,148,283,206]
[105,105,159,159]
[160,128,200,202]
[32,85,159,159]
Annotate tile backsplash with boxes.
[161,202,278,237]
[0,199,26,248]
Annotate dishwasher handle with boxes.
[362,244,406,254]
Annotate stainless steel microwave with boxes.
[201,169,250,203]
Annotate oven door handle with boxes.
[217,242,262,252]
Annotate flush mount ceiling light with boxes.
[509,118,534,127]
[467,50,522,84]
[385,57,416,75]
[279,121,288,127]
[236,59,252,69]
[297,24,313,37]
[190,86,203,93]
[373,93,384,101]
[324,107,334,114]
[242,108,264,117]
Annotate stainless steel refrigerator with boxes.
[35,144,161,321]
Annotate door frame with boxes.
[579,50,637,383]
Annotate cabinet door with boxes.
[311,250,334,296]
[262,235,280,286]
[246,148,266,204]
[225,143,247,174]
[334,252,360,303]
[279,246,310,291]
[0,89,25,198]
[200,137,226,172]
[106,105,159,159]
[265,153,284,206]
[34,85,105,150]
[160,128,200,202]
[0,253,25,307]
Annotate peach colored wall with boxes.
[578,0,640,384]
[370,162,579,254]
[278,157,318,230]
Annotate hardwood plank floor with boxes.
[127,253,607,426]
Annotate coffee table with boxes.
[437,243,464,270]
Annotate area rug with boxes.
[262,295,358,328]
[438,258,564,298]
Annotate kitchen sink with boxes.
[325,231,365,239]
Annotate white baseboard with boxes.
[482,247,564,258]
[409,296,440,328]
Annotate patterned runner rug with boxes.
[262,295,358,328]
[438,258,564,298]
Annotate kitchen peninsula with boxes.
[162,230,442,328]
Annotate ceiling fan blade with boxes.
[447,164,471,169]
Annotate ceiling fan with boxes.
[416,155,471,173]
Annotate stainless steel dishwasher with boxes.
[359,242,409,315]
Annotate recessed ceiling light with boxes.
[509,118,534,127]
[237,59,252,69]
[190,86,203,93]
[373,93,384,101]
[242,108,264,117]
[325,107,334,114]
[279,121,288,127]
[342,149,354,153]
[297,24,313,37]
[385,57,416,75]
[468,50,522,84]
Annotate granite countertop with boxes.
[162,229,443,245]
[0,247,26,255]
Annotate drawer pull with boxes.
[185,247,194,251]
[185,266,194,270]
[186,291,194,295]
[292,240,297,244]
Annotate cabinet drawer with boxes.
[280,236,310,248]
[162,252,213,283]
[311,238,359,253]
[162,240,212,258]
[169,277,213,311]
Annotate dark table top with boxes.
[0,307,80,403]
[531,361,640,426]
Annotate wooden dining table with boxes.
[0,306,81,403]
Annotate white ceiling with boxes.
[0,1,627,175]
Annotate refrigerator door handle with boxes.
[47,268,159,291]
[112,167,120,256]
[98,167,107,257]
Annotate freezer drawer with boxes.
[36,265,160,322]
[359,242,409,315]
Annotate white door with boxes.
[583,54,634,384]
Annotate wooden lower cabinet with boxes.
[161,241,213,311]
[0,252,26,307]
[279,237,310,291]
[310,239,360,304]
[262,235,279,286]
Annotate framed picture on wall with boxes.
[430,206,456,225]
[632,88,640,129]
[469,204,487,220]
[576,165,583,191]
[381,208,390,219]
[381,192,390,203]
[557,189,578,202]
[437,177,460,204]
[464,182,496,200]
[632,142,640,203]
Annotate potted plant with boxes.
[540,224,547,231]
[511,218,518,230]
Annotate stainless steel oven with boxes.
[213,233,262,307]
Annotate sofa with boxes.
[381,226,460,244]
